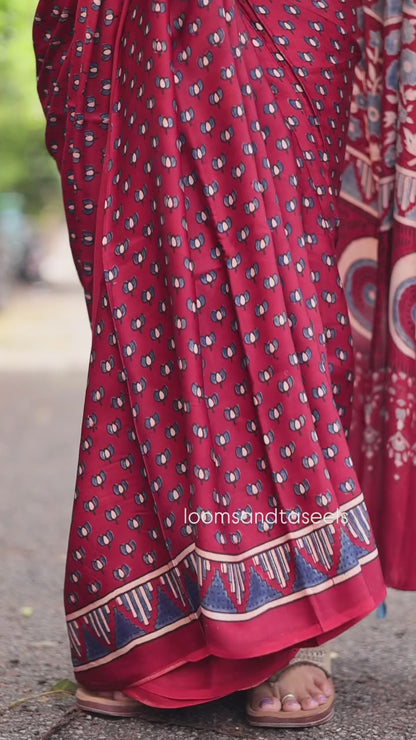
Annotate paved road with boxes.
[0,283,415,739]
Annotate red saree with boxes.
[338,0,416,590]
[34,0,385,707]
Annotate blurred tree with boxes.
[0,0,59,213]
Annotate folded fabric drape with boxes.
[338,0,416,590]
[34,0,385,706]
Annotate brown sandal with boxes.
[75,687,142,717]
[246,646,335,728]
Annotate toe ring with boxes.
[281,693,297,704]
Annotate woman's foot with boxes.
[75,687,142,717]
[246,648,335,728]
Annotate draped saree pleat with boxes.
[34,0,385,706]
[338,0,416,590]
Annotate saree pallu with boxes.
[34,0,385,707]
[338,0,416,590]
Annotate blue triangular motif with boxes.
[246,567,281,611]
[201,569,237,613]
[184,571,200,611]
[82,624,110,662]
[336,527,370,576]
[292,547,327,592]
[114,607,146,649]
[155,586,184,629]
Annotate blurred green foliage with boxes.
[0,0,58,214]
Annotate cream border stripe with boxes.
[73,549,378,673]
[67,494,365,622]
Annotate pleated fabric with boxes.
[338,0,416,590]
[34,0,385,706]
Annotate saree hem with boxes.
[77,557,384,706]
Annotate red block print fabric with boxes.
[34,0,385,706]
[338,0,416,590]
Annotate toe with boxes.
[280,695,301,712]
[315,676,334,698]
[249,682,281,712]
[309,686,332,706]
[259,697,281,711]
[314,673,334,698]
[316,693,331,705]
[299,694,319,711]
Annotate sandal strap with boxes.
[288,646,332,676]
[269,644,332,683]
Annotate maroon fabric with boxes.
[34,0,385,705]
[338,0,416,589]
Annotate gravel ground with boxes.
[0,283,415,740]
